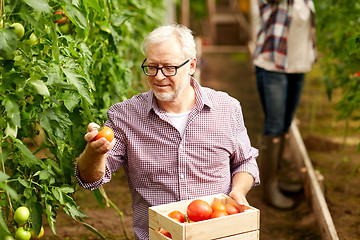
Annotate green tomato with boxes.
[10,23,25,39]
[4,236,15,240]
[23,33,37,46]
[15,227,31,240]
[59,24,70,34]
[14,206,30,226]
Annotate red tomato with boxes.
[211,202,227,212]
[92,126,114,142]
[168,210,185,223]
[186,199,212,222]
[53,9,68,25]
[353,72,360,78]
[209,210,228,219]
[225,203,240,215]
[159,228,172,239]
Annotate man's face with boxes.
[145,35,195,102]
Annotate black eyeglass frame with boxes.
[141,58,190,77]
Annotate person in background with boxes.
[76,24,260,239]
[253,0,316,209]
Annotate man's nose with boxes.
[155,68,166,79]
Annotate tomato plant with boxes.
[225,203,240,215]
[0,0,165,239]
[186,199,213,222]
[92,126,114,142]
[168,210,185,223]
[315,0,360,150]
[14,207,30,226]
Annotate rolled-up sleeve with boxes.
[230,101,260,186]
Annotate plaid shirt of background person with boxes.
[253,0,316,71]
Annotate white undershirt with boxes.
[166,110,191,138]
[287,0,314,72]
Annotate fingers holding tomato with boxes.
[92,126,114,142]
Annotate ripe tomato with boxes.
[14,206,30,226]
[211,202,227,212]
[92,126,114,142]
[353,72,360,78]
[186,199,212,222]
[209,210,228,219]
[159,228,172,239]
[168,210,185,223]
[53,9,68,25]
[15,227,31,240]
[225,203,240,215]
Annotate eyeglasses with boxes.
[141,58,190,77]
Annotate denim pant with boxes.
[255,66,305,136]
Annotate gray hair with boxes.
[143,24,196,59]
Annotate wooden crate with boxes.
[149,193,260,240]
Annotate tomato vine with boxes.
[315,0,360,150]
[0,0,165,238]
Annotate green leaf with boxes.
[64,4,88,29]
[62,68,93,105]
[23,0,51,13]
[85,0,105,16]
[0,183,20,201]
[0,209,11,235]
[14,139,42,166]
[3,95,21,128]
[0,172,9,182]
[63,91,81,112]
[93,189,106,208]
[59,185,75,194]
[0,28,17,60]
[30,201,43,236]
[29,79,50,96]
[5,122,18,138]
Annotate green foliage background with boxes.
[315,0,360,150]
[0,0,165,238]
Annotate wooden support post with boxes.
[181,0,190,27]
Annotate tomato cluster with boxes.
[159,199,247,239]
[5,206,45,240]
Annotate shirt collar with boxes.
[145,77,213,115]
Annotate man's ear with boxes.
[189,58,197,75]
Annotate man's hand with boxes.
[77,122,115,183]
[229,172,255,205]
[85,123,115,155]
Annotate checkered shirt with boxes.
[253,0,316,71]
[75,78,259,240]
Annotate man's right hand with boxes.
[84,122,115,155]
[77,122,115,183]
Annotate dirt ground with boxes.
[42,49,360,240]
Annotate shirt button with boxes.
[179,144,183,150]
[180,173,184,179]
